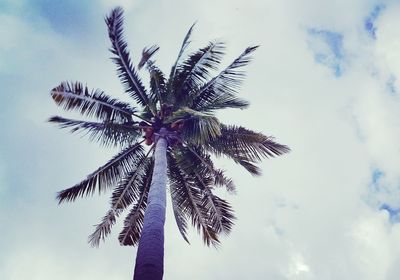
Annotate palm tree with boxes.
[49,7,290,280]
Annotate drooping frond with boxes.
[170,188,190,244]
[88,154,153,247]
[168,154,219,246]
[118,159,154,246]
[48,116,141,147]
[106,7,149,105]
[138,45,160,70]
[176,145,236,193]
[173,41,225,104]
[56,141,145,203]
[172,147,236,235]
[203,125,289,175]
[88,209,120,247]
[110,148,154,211]
[166,107,221,145]
[191,46,259,112]
[197,177,235,235]
[213,169,236,193]
[237,159,262,176]
[204,193,235,234]
[51,82,135,122]
[118,194,147,246]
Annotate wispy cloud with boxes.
[380,204,400,223]
[365,4,384,38]
[307,28,345,76]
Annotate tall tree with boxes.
[49,7,290,280]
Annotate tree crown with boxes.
[49,7,290,247]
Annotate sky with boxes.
[1,0,400,279]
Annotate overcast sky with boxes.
[1,0,400,279]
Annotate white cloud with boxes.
[375,3,400,78]
[287,252,311,278]
[350,210,400,280]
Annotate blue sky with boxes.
[2,0,400,279]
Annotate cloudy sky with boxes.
[1,0,400,279]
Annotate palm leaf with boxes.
[166,107,221,145]
[176,145,236,193]
[110,148,154,210]
[204,124,290,175]
[208,125,290,160]
[169,23,196,87]
[106,7,149,105]
[236,159,262,176]
[88,209,120,247]
[172,148,235,235]
[138,45,160,70]
[51,82,135,122]
[118,159,154,246]
[168,154,219,246]
[203,193,235,234]
[48,116,141,147]
[56,141,145,203]
[88,155,153,247]
[174,41,225,104]
[149,64,167,110]
[193,92,249,112]
[197,177,235,235]
[213,169,236,193]
[170,184,190,244]
[191,46,258,111]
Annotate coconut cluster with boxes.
[140,104,184,146]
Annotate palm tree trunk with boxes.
[134,133,168,280]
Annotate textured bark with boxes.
[134,134,168,280]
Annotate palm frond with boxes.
[106,7,149,105]
[170,185,190,244]
[172,148,235,234]
[194,93,250,112]
[237,159,262,176]
[138,45,159,70]
[166,107,221,145]
[118,159,154,246]
[213,169,236,193]
[191,46,259,111]
[174,41,225,103]
[168,154,219,246]
[48,116,141,147]
[176,145,236,193]
[169,23,196,87]
[88,155,153,247]
[56,141,145,203]
[51,82,135,122]
[198,179,235,235]
[204,124,289,175]
[88,209,120,247]
[110,148,154,210]
[209,125,290,160]
[149,64,167,109]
